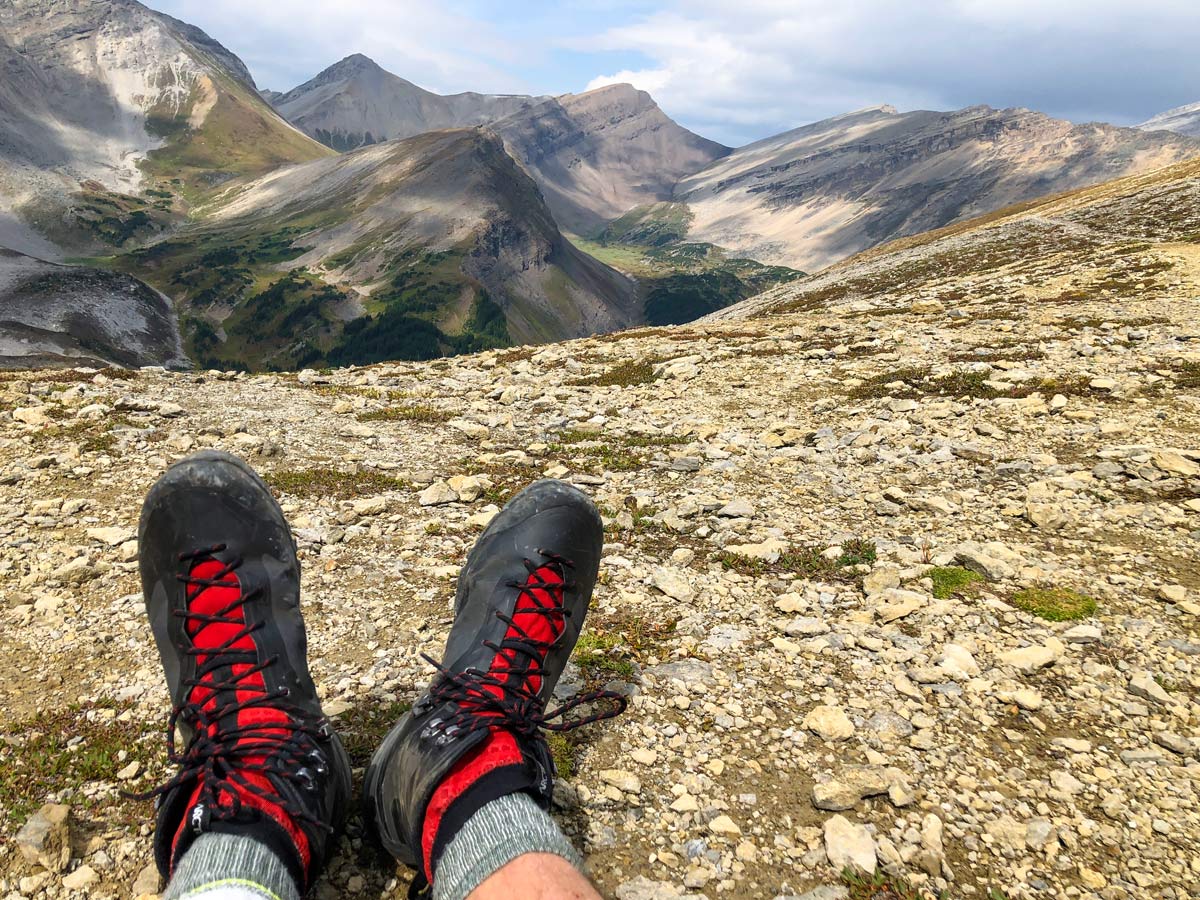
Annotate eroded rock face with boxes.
[0,249,187,369]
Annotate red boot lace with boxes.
[422,551,627,741]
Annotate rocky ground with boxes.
[2,162,1200,900]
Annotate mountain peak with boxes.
[329,53,384,74]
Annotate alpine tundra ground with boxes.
[2,160,1200,900]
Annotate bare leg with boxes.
[467,853,602,900]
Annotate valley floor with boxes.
[1,225,1199,897]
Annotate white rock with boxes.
[599,770,642,793]
[724,538,786,563]
[708,814,741,835]
[351,496,388,516]
[803,705,855,741]
[823,814,876,873]
[14,406,51,426]
[1128,671,1174,705]
[717,498,755,518]
[62,865,98,890]
[999,638,1064,673]
[939,643,980,678]
[1151,450,1200,478]
[448,474,486,502]
[419,482,458,506]
[862,566,901,596]
[1062,624,1102,644]
[86,526,132,546]
[874,588,927,623]
[650,567,694,602]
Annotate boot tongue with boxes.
[490,563,565,697]
[185,559,288,753]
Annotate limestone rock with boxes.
[823,814,876,873]
[16,804,71,873]
[999,638,1065,673]
[803,705,855,741]
[419,482,458,506]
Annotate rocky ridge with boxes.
[674,104,1200,271]
[0,248,185,369]
[1,154,1199,899]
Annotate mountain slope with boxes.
[1140,101,1200,137]
[491,84,730,235]
[273,54,545,151]
[0,0,331,256]
[0,248,186,368]
[674,104,1200,271]
[119,129,639,369]
[707,150,1200,323]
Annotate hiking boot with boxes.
[362,479,626,883]
[136,450,351,890]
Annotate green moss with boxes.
[573,359,661,388]
[574,633,637,681]
[929,566,984,599]
[0,701,160,830]
[545,732,579,778]
[265,467,409,498]
[358,404,451,424]
[1010,586,1096,621]
[840,868,929,900]
[1173,360,1200,390]
[849,366,1109,401]
[544,438,644,473]
[717,539,876,582]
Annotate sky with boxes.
[151,0,1200,148]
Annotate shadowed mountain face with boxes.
[0,248,186,368]
[118,129,640,369]
[673,105,1200,271]
[0,0,329,257]
[1141,102,1200,138]
[491,84,731,235]
[272,54,545,151]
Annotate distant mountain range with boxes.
[1,0,1198,370]
[673,104,1200,270]
[1140,102,1200,138]
[269,57,731,235]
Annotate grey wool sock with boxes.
[432,792,582,900]
[162,832,302,900]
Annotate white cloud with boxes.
[578,0,1200,145]
[152,0,533,94]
